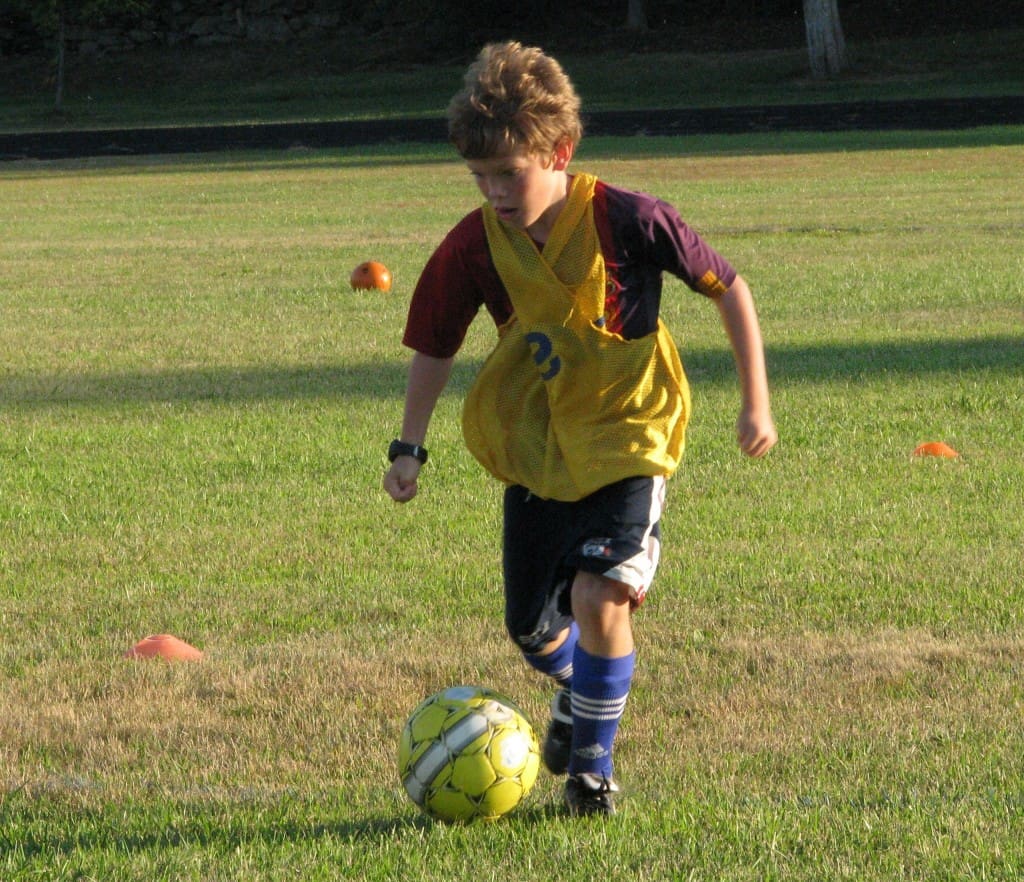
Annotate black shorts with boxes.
[502,475,665,653]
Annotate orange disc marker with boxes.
[125,634,204,661]
[350,260,392,292]
[912,441,959,459]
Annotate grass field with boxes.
[1,124,1023,880]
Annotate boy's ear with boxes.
[552,138,575,171]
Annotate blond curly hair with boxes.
[447,41,583,160]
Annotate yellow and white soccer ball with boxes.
[398,685,541,823]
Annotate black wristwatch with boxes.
[388,439,428,465]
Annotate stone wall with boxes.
[2,1,358,56]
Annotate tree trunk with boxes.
[803,0,847,79]
[626,0,648,31]
[55,4,66,111]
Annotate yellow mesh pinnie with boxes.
[462,173,690,501]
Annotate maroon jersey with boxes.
[403,179,736,359]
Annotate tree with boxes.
[803,0,847,79]
[626,0,649,31]
[12,0,148,111]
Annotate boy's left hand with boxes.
[737,407,777,458]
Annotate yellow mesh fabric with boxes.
[462,172,690,501]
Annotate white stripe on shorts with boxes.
[602,474,665,602]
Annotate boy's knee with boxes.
[508,626,543,654]
[505,577,573,654]
[507,621,571,656]
[572,572,632,614]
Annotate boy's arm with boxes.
[713,274,778,458]
[384,351,455,502]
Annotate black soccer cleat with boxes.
[564,772,620,817]
[542,688,573,775]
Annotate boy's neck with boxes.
[527,172,573,245]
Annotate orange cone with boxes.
[349,260,392,292]
[912,441,959,459]
[125,634,204,661]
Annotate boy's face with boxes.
[466,142,573,242]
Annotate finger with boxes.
[745,433,777,458]
[384,472,416,502]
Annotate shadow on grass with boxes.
[4,97,1024,164]
[687,332,1023,386]
[5,124,1023,173]
[4,811,426,862]
[1,334,1020,410]
[2,792,565,863]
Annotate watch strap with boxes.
[388,439,428,464]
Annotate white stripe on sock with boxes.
[551,662,573,684]
[572,693,628,722]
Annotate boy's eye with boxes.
[468,163,525,181]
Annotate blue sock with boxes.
[569,645,635,778]
[522,621,578,688]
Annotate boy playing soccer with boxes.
[384,41,777,816]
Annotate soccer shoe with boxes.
[564,772,620,817]
[542,688,573,775]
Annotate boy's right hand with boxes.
[384,457,422,503]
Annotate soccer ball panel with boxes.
[409,703,451,742]
[440,708,491,755]
[478,699,516,724]
[477,778,527,820]
[451,751,498,796]
[488,726,534,777]
[426,785,477,821]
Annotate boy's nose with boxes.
[484,177,507,200]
